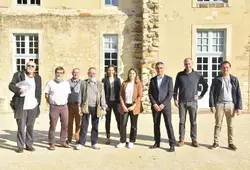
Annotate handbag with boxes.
[9,72,22,111]
[10,96,16,110]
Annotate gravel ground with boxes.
[0,112,250,170]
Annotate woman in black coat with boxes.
[102,64,121,144]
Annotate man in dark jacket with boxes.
[9,61,42,153]
[148,62,176,152]
[209,61,242,151]
[174,58,208,148]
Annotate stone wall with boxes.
[141,0,159,113]
[0,4,143,112]
[1,0,250,113]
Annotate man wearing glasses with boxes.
[45,66,71,150]
[9,61,42,153]
[76,67,106,150]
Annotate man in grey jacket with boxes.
[9,61,42,153]
[76,67,106,150]
[209,61,242,151]
[174,58,208,148]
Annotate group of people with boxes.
[8,58,242,154]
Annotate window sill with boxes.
[16,4,41,6]
[194,3,229,8]
[104,4,118,7]
[103,5,119,9]
[14,5,42,9]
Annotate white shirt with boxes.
[23,74,38,110]
[157,75,164,89]
[125,81,134,104]
[218,76,233,103]
[44,80,71,105]
[109,77,115,101]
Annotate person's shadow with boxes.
[1,130,212,151]
[98,132,169,149]
[184,142,212,149]
[0,130,61,151]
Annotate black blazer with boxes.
[148,75,173,109]
[102,77,121,103]
[9,71,42,119]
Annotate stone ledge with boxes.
[195,3,229,8]
[0,8,142,17]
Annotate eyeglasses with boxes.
[27,65,35,68]
[56,72,64,74]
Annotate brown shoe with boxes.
[49,144,55,151]
[60,143,71,148]
[106,138,111,145]
[177,140,184,147]
[192,140,199,147]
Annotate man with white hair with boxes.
[9,61,42,153]
[76,67,106,150]
[67,68,82,144]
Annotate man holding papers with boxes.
[9,61,42,153]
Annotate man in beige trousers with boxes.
[209,61,242,151]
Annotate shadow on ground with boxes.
[0,130,171,151]
[0,130,213,152]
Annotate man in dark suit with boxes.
[9,61,42,153]
[148,62,176,152]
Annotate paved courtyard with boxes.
[0,112,250,170]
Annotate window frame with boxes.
[104,0,118,6]
[192,0,230,8]
[12,33,40,73]
[16,0,41,6]
[103,34,119,77]
[196,30,226,54]
[191,24,232,71]
[197,0,228,4]
[196,30,226,87]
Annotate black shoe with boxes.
[211,143,219,150]
[26,146,35,151]
[66,140,72,144]
[169,146,175,152]
[149,143,160,149]
[228,144,237,151]
[15,148,23,153]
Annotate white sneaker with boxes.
[92,144,100,150]
[128,142,134,149]
[116,142,126,148]
[76,144,84,150]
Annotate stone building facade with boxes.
[0,0,250,113]
[141,0,250,112]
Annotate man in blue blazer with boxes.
[148,62,176,152]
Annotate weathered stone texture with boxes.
[141,0,159,113]
[0,6,142,112]
[1,0,250,113]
